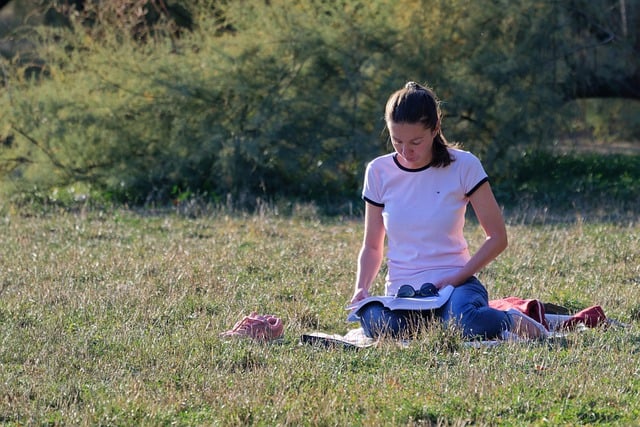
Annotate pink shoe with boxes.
[220,312,284,341]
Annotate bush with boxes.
[1,1,405,205]
[1,0,638,211]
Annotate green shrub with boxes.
[1,0,638,210]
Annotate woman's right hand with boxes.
[349,288,370,305]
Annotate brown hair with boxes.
[384,82,454,167]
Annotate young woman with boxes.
[350,81,541,340]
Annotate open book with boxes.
[346,285,455,322]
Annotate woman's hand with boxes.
[349,287,370,305]
[434,276,458,290]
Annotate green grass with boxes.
[0,206,638,425]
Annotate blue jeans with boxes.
[357,277,513,339]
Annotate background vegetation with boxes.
[0,208,638,425]
[0,0,638,213]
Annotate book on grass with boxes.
[346,285,454,322]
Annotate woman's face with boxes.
[388,122,438,169]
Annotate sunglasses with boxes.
[395,283,439,298]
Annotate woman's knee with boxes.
[441,279,488,316]
[358,303,412,338]
[437,279,508,339]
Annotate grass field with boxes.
[0,205,638,425]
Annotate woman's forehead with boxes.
[388,122,429,138]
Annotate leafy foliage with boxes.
[0,0,638,208]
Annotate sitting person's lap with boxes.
[358,302,434,339]
[359,277,512,340]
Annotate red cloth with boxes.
[489,297,608,331]
[560,305,607,329]
[489,297,549,330]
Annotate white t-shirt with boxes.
[362,148,488,295]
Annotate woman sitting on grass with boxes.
[349,81,542,340]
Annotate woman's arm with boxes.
[434,181,508,288]
[350,203,386,304]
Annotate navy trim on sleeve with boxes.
[362,196,384,207]
[465,177,489,197]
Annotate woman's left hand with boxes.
[434,275,459,290]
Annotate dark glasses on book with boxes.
[395,283,439,298]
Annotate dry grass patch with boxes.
[0,208,638,425]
